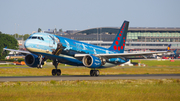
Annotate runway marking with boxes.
[0,74,180,82]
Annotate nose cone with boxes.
[24,39,32,51]
[24,40,29,49]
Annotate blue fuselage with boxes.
[24,33,128,68]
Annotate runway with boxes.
[0,74,180,82]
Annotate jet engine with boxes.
[82,55,105,68]
[25,54,39,67]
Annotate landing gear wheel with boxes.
[37,64,42,69]
[90,70,100,76]
[94,70,100,76]
[52,69,56,76]
[52,69,61,76]
[90,70,94,76]
[57,69,61,76]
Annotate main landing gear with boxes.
[90,70,100,76]
[52,59,61,76]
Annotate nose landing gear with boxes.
[37,55,44,69]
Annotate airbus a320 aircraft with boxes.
[3,21,171,76]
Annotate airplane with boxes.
[3,21,171,76]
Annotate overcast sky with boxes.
[0,0,180,35]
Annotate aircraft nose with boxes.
[24,40,31,49]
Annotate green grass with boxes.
[0,79,180,101]
[0,60,180,101]
[0,64,28,67]
[0,66,180,76]
[132,59,180,66]
[0,60,180,76]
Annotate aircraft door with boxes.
[49,35,55,48]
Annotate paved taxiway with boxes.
[0,74,180,82]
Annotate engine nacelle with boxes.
[82,55,102,68]
[25,54,39,67]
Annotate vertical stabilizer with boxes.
[108,21,129,53]
[166,44,171,51]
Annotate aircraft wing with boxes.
[74,51,169,60]
[75,44,171,60]
[3,47,30,55]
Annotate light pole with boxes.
[100,28,102,46]
[97,28,98,46]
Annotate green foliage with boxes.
[11,33,31,40]
[1,58,25,62]
[17,58,24,62]
[59,29,63,32]
[50,80,57,85]
[0,32,18,60]
[23,34,30,40]
[38,28,42,32]
[46,59,53,62]
[0,59,16,62]
[17,81,21,86]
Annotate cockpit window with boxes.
[41,37,44,40]
[32,36,37,39]
[49,35,54,40]
[49,35,55,44]
[29,36,44,41]
[28,36,32,39]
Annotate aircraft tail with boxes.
[108,21,129,53]
[166,44,171,51]
[173,49,177,55]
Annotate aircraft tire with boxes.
[37,64,42,69]
[90,70,94,76]
[57,69,61,76]
[94,70,100,76]
[52,69,57,76]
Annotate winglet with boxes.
[3,46,7,51]
[166,44,171,51]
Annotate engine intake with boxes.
[25,54,39,67]
[82,55,102,68]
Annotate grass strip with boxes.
[0,66,180,76]
[0,79,180,101]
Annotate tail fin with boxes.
[166,44,171,51]
[108,21,129,53]
[173,49,177,55]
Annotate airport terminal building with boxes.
[51,27,180,53]
[14,27,180,59]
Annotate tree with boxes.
[38,28,42,32]
[0,33,18,60]
[23,34,30,40]
[59,29,63,32]
[13,33,19,38]
[54,28,57,34]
